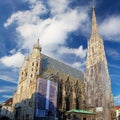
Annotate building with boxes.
[1,98,13,120]
[1,7,114,120]
[115,106,120,120]
[84,7,114,120]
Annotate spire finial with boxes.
[33,38,42,51]
[92,7,98,35]
[38,38,39,44]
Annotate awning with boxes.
[66,109,95,115]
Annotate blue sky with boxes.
[0,0,120,105]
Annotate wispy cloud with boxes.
[0,86,16,93]
[71,61,86,71]
[111,74,120,78]
[111,78,120,86]
[99,16,120,42]
[2,95,13,99]
[114,94,120,105]
[0,75,17,84]
[58,46,87,59]
[0,63,18,84]
[109,63,120,70]
[106,48,120,59]
[48,0,70,15]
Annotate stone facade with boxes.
[84,7,114,120]
[11,41,41,120]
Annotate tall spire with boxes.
[92,7,98,35]
[85,7,113,120]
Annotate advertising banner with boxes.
[36,78,58,117]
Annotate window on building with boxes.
[31,74,33,77]
[29,101,32,107]
[95,99,98,107]
[6,109,8,115]
[23,115,25,120]
[22,72,23,75]
[32,62,34,66]
[15,107,21,119]
[24,100,26,104]
[92,47,94,53]
[89,68,93,75]
[76,98,79,109]
[31,68,33,71]
[83,117,86,120]
[26,114,29,120]
[66,96,70,111]
[36,63,38,67]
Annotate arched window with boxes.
[32,62,34,66]
[66,96,70,111]
[26,72,27,76]
[95,99,98,107]
[76,98,79,109]
[31,74,33,77]
[36,63,38,67]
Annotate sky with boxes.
[0,0,120,105]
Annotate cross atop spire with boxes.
[92,7,98,35]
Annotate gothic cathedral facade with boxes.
[1,8,115,120]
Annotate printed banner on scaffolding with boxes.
[36,78,58,117]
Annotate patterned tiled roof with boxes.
[41,54,84,80]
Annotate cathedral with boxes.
[0,8,115,120]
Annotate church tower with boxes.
[12,39,42,120]
[84,7,114,120]
[17,39,42,100]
